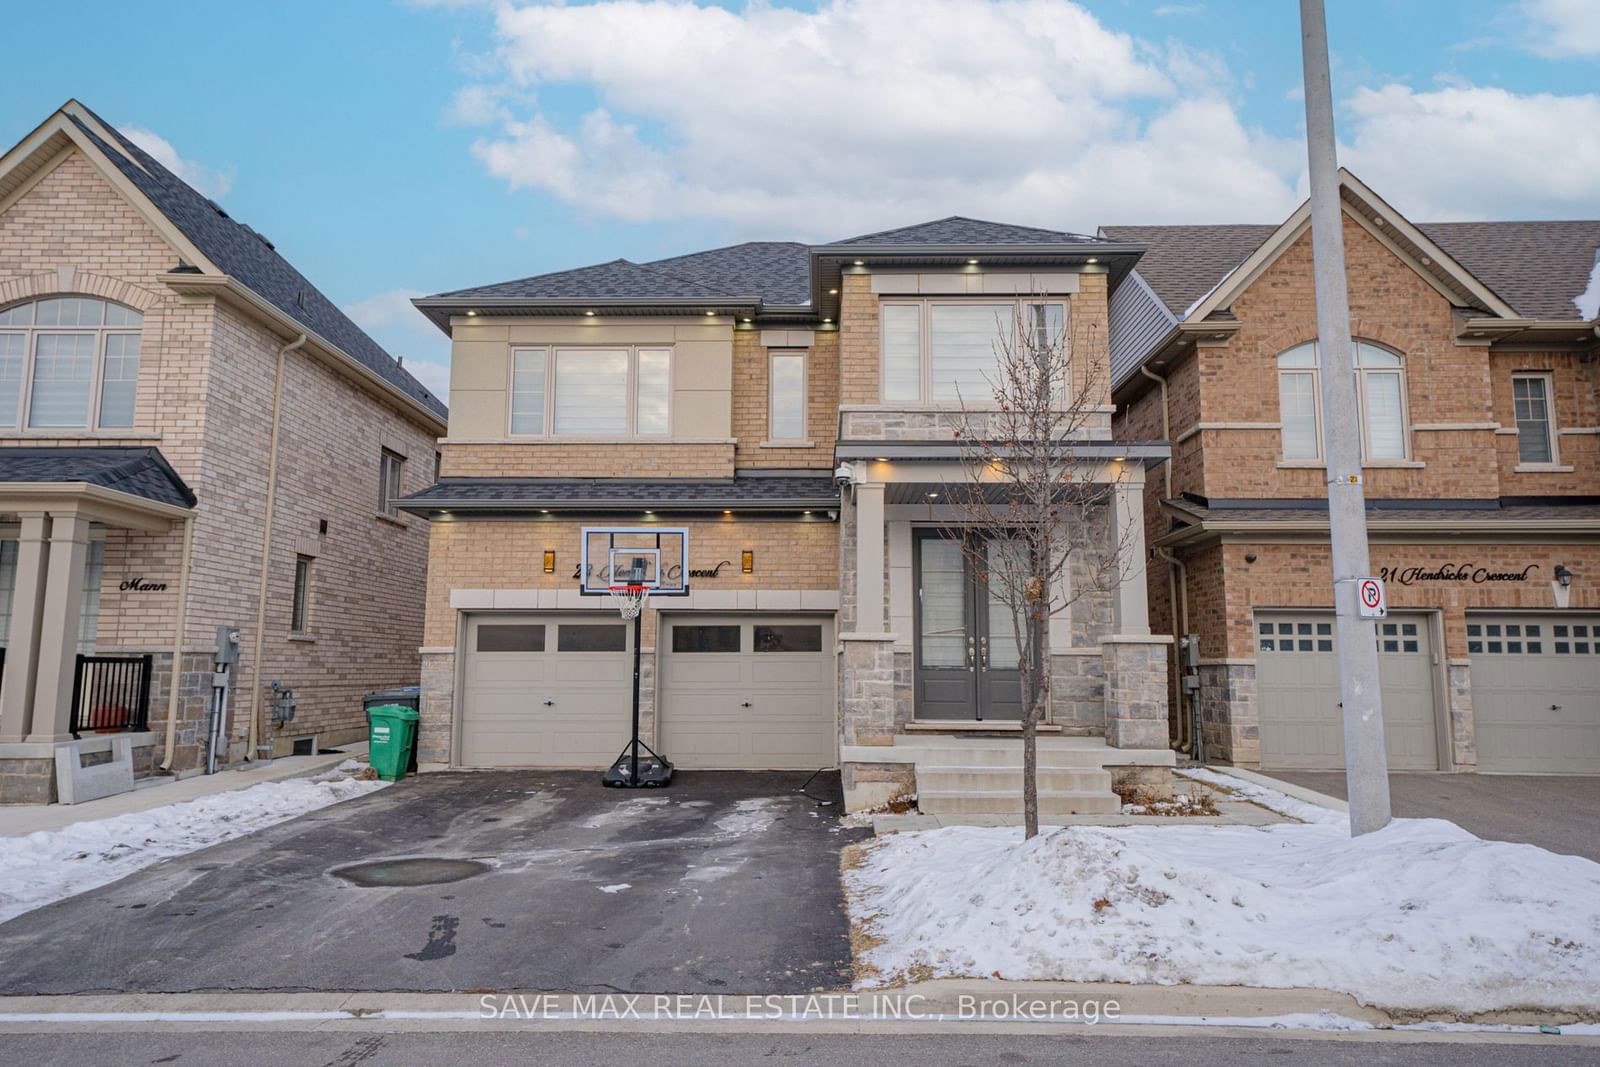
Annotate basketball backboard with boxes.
[580,527,689,596]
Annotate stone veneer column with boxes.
[1101,636,1171,749]
[0,513,50,743]
[28,513,93,743]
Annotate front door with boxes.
[913,530,1027,721]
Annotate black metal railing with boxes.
[70,654,152,735]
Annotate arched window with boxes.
[0,296,143,431]
[1276,340,1408,462]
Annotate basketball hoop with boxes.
[607,584,651,620]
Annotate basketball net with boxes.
[607,584,651,620]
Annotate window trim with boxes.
[766,348,809,444]
[378,448,405,517]
[1274,340,1413,465]
[506,344,674,439]
[878,297,1069,407]
[290,555,313,634]
[1511,371,1560,468]
[0,296,144,432]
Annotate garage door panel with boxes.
[1256,612,1440,771]
[665,655,745,684]
[751,659,831,685]
[1469,614,1600,774]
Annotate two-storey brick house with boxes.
[404,219,1175,812]
[1107,170,1600,776]
[0,102,447,802]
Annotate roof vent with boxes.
[295,290,306,309]
[253,231,276,251]
[205,198,230,220]
[397,356,405,367]
[169,260,202,275]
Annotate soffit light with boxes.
[1086,257,1098,264]
[853,259,864,266]
[966,258,979,265]
[828,288,839,295]
[585,310,596,316]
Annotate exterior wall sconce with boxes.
[1555,564,1573,587]
[741,550,754,574]
[543,550,556,574]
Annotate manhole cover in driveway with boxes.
[332,858,490,887]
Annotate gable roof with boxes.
[826,216,1107,248]
[26,103,447,422]
[1417,221,1600,321]
[1097,224,1277,317]
[0,446,196,509]
[644,242,812,306]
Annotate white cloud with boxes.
[1522,0,1600,58]
[342,288,451,399]
[1154,3,1205,15]
[121,126,235,200]
[1340,84,1600,220]
[450,0,1600,235]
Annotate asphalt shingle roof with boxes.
[431,258,741,302]
[401,476,839,510]
[1098,224,1276,316]
[828,216,1108,247]
[0,447,196,509]
[644,242,812,306]
[67,108,446,421]
[1169,497,1600,525]
[1418,221,1600,321]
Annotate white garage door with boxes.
[659,615,835,770]
[1468,614,1600,774]
[460,614,634,768]
[1255,612,1440,771]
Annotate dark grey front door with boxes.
[913,531,1025,721]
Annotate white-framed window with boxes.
[508,346,672,437]
[880,299,1067,406]
[378,448,405,516]
[1275,340,1410,463]
[1512,372,1557,465]
[0,296,143,430]
[290,555,312,633]
[768,349,807,441]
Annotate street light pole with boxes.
[1298,0,1392,835]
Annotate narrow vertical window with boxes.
[78,540,105,654]
[1513,374,1555,464]
[881,304,922,403]
[378,448,405,516]
[1356,343,1407,460]
[509,348,546,435]
[291,556,312,633]
[0,334,24,428]
[769,350,806,441]
[1276,343,1321,460]
[98,334,141,428]
[635,348,671,436]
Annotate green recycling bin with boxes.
[367,703,420,782]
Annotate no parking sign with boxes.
[1357,576,1387,619]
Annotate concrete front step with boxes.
[915,766,1113,793]
[892,745,1111,768]
[917,789,1122,816]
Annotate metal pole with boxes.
[630,611,642,785]
[1299,0,1392,834]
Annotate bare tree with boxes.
[939,305,1138,839]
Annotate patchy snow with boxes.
[597,883,632,894]
[335,758,365,773]
[0,772,386,925]
[580,797,672,829]
[1575,250,1600,320]
[1178,767,1344,826]
[713,797,780,838]
[847,813,1600,1014]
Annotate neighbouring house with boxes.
[0,101,447,803]
[402,219,1175,813]
[1106,169,1600,775]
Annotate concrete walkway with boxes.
[871,777,1286,832]
[0,744,367,838]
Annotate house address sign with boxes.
[571,560,734,582]
[1378,563,1539,586]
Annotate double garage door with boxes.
[1256,610,1600,773]
[460,613,834,770]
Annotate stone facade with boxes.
[1102,638,1170,749]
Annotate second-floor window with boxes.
[378,448,404,516]
[1512,373,1556,465]
[510,346,671,437]
[881,300,1066,406]
[769,350,807,441]
[0,296,143,431]
[1276,340,1409,463]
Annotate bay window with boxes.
[881,299,1066,405]
[509,346,672,437]
[1276,340,1410,463]
[0,296,143,430]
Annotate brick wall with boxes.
[1488,348,1600,495]
[731,328,838,469]
[838,274,878,406]
[440,441,734,478]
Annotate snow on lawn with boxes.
[847,786,1600,1015]
[0,772,386,925]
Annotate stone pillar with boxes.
[0,513,50,743]
[853,481,887,634]
[1110,476,1149,636]
[27,513,93,743]
[1102,635,1171,749]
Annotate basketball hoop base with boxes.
[601,741,674,788]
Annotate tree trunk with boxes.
[1021,698,1040,840]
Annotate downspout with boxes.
[245,332,306,762]
[1139,365,1188,751]
[158,514,196,771]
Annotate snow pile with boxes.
[0,772,385,925]
[847,817,1600,1014]
[1178,767,1345,826]
[1575,250,1600,321]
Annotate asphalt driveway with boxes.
[0,770,868,995]
[1266,771,1600,863]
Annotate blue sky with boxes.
[3,0,1596,394]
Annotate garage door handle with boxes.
[1552,704,1562,711]
[740,701,753,708]
[543,700,555,707]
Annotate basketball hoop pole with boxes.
[628,608,642,786]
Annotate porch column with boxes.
[27,512,93,743]
[852,481,887,634]
[0,513,50,742]
[1110,475,1149,636]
